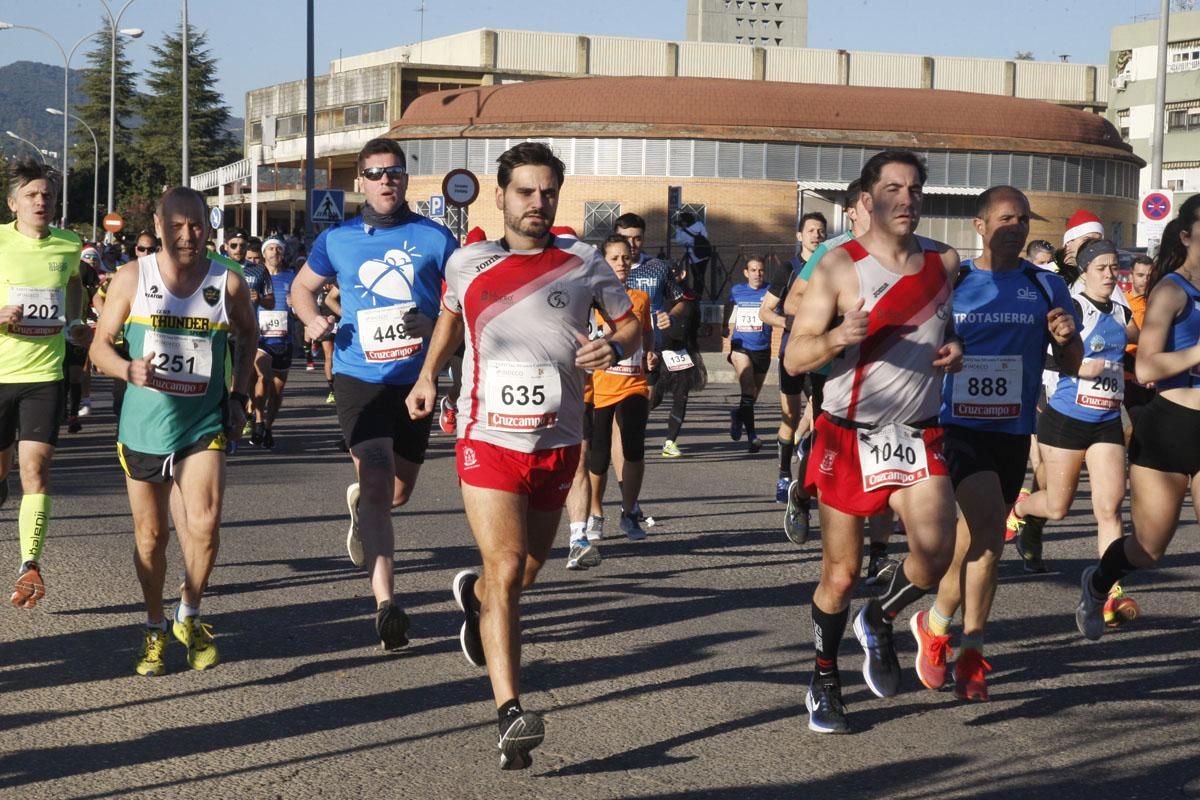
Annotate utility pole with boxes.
[182,0,190,185]
[1151,0,1171,191]
[304,0,315,243]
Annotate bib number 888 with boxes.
[500,384,546,406]
[967,377,1008,397]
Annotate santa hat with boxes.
[1063,209,1104,244]
[464,226,488,245]
[550,225,578,239]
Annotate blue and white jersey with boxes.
[1157,272,1200,391]
[625,255,683,349]
[258,269,296,348]
[941,259,1078,435]
[1048,296,1129,423]
[306,211,458,384]
[728,283,770,351]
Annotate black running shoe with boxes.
[865,555,900,587]
[0,475,9,508]
[261,428,275,450]
[498,710,544,770]
[452,569,486,667]
[853,604,901,698]
[805,680,850,734]
[375,600,410,651]
[249,422,265,447]
[1017,515,1048,573]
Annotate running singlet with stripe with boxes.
[800,231,855,377]
[307,211,458,385]
[443,236,634,453]
[728,283,770,351]
[120,255,230,454]
[0,221,82,383]
[822,238,951,426]
[259,269,295,346]
[1049,296,1129,422]
[1156,272,1200,390]
[940,259,1077,434]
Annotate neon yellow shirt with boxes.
[0,221,81,383]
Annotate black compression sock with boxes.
[740,394,758,440]
[812,604,848,683]
[868,541,888,560]
[497,698,523,733]
[68,382,82,416]
[778,438,795,477]
[1093,537,1137,596]
[872,559,929,623]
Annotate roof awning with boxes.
[798,181,984,196]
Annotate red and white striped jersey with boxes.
[442,235,633,453]
[822,237,952,426]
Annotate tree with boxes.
[1014,51,1035,61]
[132,24,239,196]
[72,23,139,176]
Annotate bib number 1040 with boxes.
[856,422,930,492]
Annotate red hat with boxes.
[550,226,578,239]
[1063,209,1104,244]
[464,226,488,245]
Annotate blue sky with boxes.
[0,0,1170,116]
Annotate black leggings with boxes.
[588,394,650,474]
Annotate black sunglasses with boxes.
[135,245,157,254]
[361,165,406,181]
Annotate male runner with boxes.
[252,236,295,448]
[784,150,963,734]
[292,137,457,648]
[1123,254,1154,421]
[90,186,257,674]
[407,142,639,769]
[2,158,88,609]
[912,186,1080,701]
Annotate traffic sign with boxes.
[209,206,223,229]
[102,212,124,234]
[1139,190,1173,249]
[429,194,446,219]
[442,169,479,207]
[311,189,345,224]
[1142,191,1172,222]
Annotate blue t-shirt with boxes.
[306,212,458,384]
[626,255,683,350]
[728,283,771,351]
[1048,296,1128,423]
[258,270,296,347]
[940,259,1078,435]
[1157,272,1200,391]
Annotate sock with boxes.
[497,698,523,733]
[927,604,953,637]
[569,521,586,541]
[146,617,169,631]
[1092,536,1137,597]
[778,437,795,477]
[870,559,930,624]
[175,599,200,622]
[68,382,82,416]
[18,494,50,565]
[739,394,758,441]
[868,541,888,560]
[960,633,984,655]
[812,604,849,683]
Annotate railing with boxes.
[190,157,254,191]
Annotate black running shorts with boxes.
[729,343,771,375]
[1129,394,1200,476]
[1037,405,1123,450]
[117,430,227,484]
[0,381,65,449]
[942,425,1031,506]
[333,373,432,464]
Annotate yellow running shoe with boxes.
[173,615,220,670]
[1005,488,1031,542]
[135,627,169,676]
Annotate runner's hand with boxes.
[126,351,156,387]
[305,314,334,341]
[655,311,671,331]
[403,309,433,339]
[831,298,869,348]
[932,339,963,373]
[575,332,616,370]
[406,375,438,420]
[646,350,659,372]
[226,401,247,442]
[67,321,92,346]
[1047,308,1076,345]
[0,305,23,326]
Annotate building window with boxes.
[315,110,332,134]
[679,203,707,224]
[277,114,305,137]
[249,121,262,143]
[1167,108,1200,131]
[365,101,386,124]
[583,201,622,240]
[344,105,361,127]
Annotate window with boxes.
[583,201,622,240]
[249,121,262,143]
[680,203,707,224]
[1168,108,1200,131]
[315,110,332,134]
[277,114,305,137]
[344,105,361,127]
[365,101,386,125]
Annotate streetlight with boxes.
[48,108,99,242]
[99,0,143,233]
[0,21,102,229]
[5,131,48,164]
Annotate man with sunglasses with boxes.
[225,229,274,444]
[293,137,457,649]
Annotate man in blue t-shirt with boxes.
[292,138,458,651]
[250,236,298,448]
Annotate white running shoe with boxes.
[78,397,93,417]
[585,514,604,542]
[345,482,364,568]
[566,538,600,570]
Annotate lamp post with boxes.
[5,131,48,164]
[0,21,101,229]
[48,108,99,242]
[181,0,189,184]
[99,0,143,233]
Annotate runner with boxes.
[1075,197,1200,640]
[1011,239,1139,624]
[292,137,457,648]
[316,281,340,403]
[407,142,639,769]
[1123,254,1155,424]
[89,186,257,674]
[761,212,826,505]
[1026,239,1056,269]
[655,260,703,459]
[784,150,963,734]
[252,236,296,448]
[725,256,770,453]
[1,158,88,609]
[912,186,1081,702]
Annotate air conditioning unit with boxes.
[1111,76,1129,91]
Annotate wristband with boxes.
[229,391,251,407]
[608,339,625,362]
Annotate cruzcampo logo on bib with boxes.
[202,286,220,307]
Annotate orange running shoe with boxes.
[910,610,953,690]
[1104,583,1139,628]
[11,561,45,609]
[1005,488,1031,542]
[954,648,992,702]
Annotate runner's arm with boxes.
[1135,280,1200,383]
[784,249,867,375]
[757,290,786,329]
[88,264,138,381]
[782,275,808,318]
[407,307,464,420]
[225,272,259,397]
[578,311,640,370]
[64,261,91,345]
[325,285,342,317]
[291,265,334,340]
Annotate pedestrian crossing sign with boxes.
[311,190,345,224]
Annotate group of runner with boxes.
[5,137,1200,766]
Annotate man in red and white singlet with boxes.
[408,143,639,770]
[783,150,964,734]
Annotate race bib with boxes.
[1076,360,1124,410]
[257,309,290,339]
[143,331,213,396]
[358,304,421,362]
[857,422,930,492]
[663,348,694,372]
[732,304,762,333]
[485,361,562,431]
[952,356,1022,419]
[605,346,644,376]
[7,286,65,336]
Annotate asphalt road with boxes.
[2,369,1198,800]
